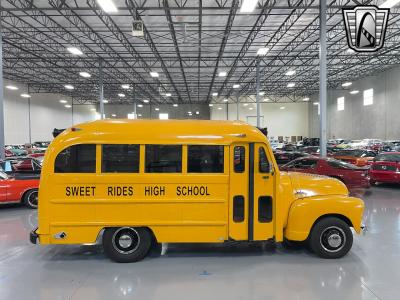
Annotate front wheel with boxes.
[102,227,152,263]
[23,189,38,209]
[308,217,353,259]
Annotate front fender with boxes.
[284,195,364,241]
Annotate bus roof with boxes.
[56,119,267,145]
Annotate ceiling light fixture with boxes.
[285,70,296,76]
[118,93,125,97]
[79,72,91,78]
[96,0,118,13]
[165,93,172,97]
[287,83,295,88]
[209,104,213,107]
[280,106,286,110]
[137,104,143,108]
[196,111,200,115]
[257,47,269,56]
[6,85,18,90]
[90,108,96,111]
[233,84,240,89]
[59,99,68,103]
[150,72,159,78]
[303,97,310,101]
[342,82,352,87]
[218,71,227,77]
[20,93,31,98]
[240,0,258,13]
[259,91,265,96]
[243,103,248,106]
[64,84,74,90]
[143,99,149,103]
[173,104,178,107]
[65,104,72,108]
[350,90,359,94]
[155,107,159,111]
[67,47,83,55]
[121,84,130,89]
[103,99,109,103]
[217,107,222,110]
[263,98,269,102]
[223,99,228,102]
[212,92,218,96]
[111,114,116,117]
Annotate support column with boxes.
[0,25,5,160]
[256,57,261,128]
[319,0,327,157]
[99,60,105,119]
[133,84,137,119]
[236,95,239,121]
[226,101,229,120]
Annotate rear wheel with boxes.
[102,227,152,263]
[308,217,353,259]
[23,189,38,209]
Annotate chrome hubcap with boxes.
[119,234,133,248]
[320,226,346,253]
[112,227,140,254]
[327,234,342,248]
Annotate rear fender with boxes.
[284,195,364,241]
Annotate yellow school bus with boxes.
[30,120,364,262]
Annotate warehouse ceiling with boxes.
[1,0,400,105]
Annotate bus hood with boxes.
[285,172,349,198]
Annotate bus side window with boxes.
[54,144,96,173]
[102,144,140,173]
[234,146,245,173]
[259,147,270,173]
[187,145,224,173]
[145,145,182,173]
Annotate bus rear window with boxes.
[102,144,140,173]
[55,144,96,173]
[145,145,182,173]
[187,145,224,173]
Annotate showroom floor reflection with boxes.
[0,185,399,300]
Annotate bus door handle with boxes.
[262,175,269,180]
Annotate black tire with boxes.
[102,227,152,263]
[308,217,353,259]
[23,189,38,209]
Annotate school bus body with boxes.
[33,120,364,260]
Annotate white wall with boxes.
[210,101,310,139]
[309,65,400,140]
[3,80,96,144]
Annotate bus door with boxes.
[252,142,274,240]
[229,143,275,241]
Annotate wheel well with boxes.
[98,227,157,244]
[314,214,353,228]
[21,188,38,203]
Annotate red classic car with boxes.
[0,172,39,208]
[370,152,400,185]
[280,156,370,189]
[13,157,43,173]
[333,149,377,167]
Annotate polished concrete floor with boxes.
[0,185,399,300]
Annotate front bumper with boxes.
[30,228,39,244]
